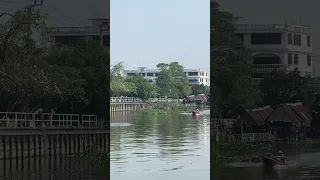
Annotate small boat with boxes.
[263,153,287,168]
[192,111,200,116]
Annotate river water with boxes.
[0,156,108,179]
[110,110,210,180]
[212,146,320,180]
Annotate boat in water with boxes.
[192,111,200,116]
[263,153,287,168]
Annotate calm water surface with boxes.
[213,146,320,180]
[0,156,107,179]
[110,111,210,180]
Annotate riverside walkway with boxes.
[0,112,108,160]
[110,97,183,112]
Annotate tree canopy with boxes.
[259,68,315,108]
[0,7,109,119]
[156,62,191,98]
[210,2,261,117]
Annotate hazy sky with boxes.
[216,0,320,56]
[110,0,210,72]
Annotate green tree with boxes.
[156,62,191,98]
[211,2,261,117]
[46,42,109,117]
[110,62,135,96]
[259,68,315,108]
[0,7,87,112]
[126,75,157,100]
[191,84,208,95]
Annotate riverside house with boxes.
[233,106,273,134]
[267,102,312,141]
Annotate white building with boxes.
[233,18,313,78]
[125,68,209,86]
[45,18,110,47]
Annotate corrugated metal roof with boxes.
[270,102,312,124]
[246,106,273,126]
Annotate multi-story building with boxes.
[45,18,110,47]
[125,68,209,86]
[233,18,313,78]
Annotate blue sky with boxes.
[110,0,210,72]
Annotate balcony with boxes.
[45,25,110,35]
[234,24,311,34]
[253,64,290,72]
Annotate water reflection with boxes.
[212,151,320,180]
[110,113,210,180]
[0,156,107,180]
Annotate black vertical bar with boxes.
[68,134,72,155]
[48,134,52,156]
[3,136,6,160]
[38,135,42,157]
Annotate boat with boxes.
[192,111,200,116]
[263,153,287,168]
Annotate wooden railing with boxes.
[0,112,103,128]
[110,97,182,103]
[231,133,274,142]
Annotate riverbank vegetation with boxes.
[211,1,320,132]
[0,7,109,118]
[110,62,208,100]
[137,106,194,115]
[211,0,320,164]
[211,142,273,164]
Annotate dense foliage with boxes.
[0,8,109,119]
[211,1,319,119]
[110,62,196,99]
[210,1,261,117]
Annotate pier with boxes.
[0,112,108,160]
[110,97,182,112]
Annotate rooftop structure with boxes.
[125,68,209,86]
[45,18,109,47]
[233,18,313,78]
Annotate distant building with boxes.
[233,18,313,78]
[45,18,110,47]
[124,68,209,86]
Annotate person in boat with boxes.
[196,109,200,113]
[275,150,286,163]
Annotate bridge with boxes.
[110,97,183,112]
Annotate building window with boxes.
[147,73,154,76]
[127,73,137,76]
[288,53,292,64]
[294,54,299,65]
[307,55,311,66]
[155,73,158,77]
[188,72,199,76]
[148,79,153,83]
[189,79,198,83]
[287,34,292,44]
[293,34,301,45]
[307,36,311,46]
[141,73,145,76]
[251,33,282,44]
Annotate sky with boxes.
[216,0,320,56]
[110,0,210,72]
